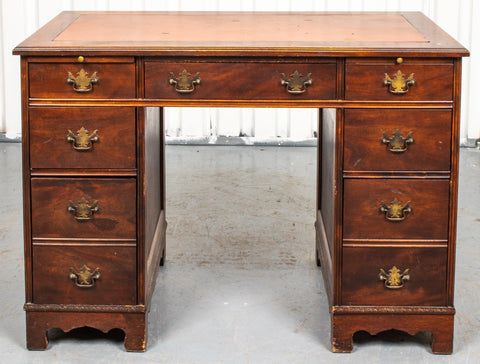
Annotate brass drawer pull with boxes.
[379,266,410,289]
[280,70,312,94]
[67,197,99,221]
[383,70,415,94]
[66,127,99,151]
[66,69,99,92]
[381,129,414,153]
[379,198,411,222]
[169,69,201,93]
[69,265,101,288]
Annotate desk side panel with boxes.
[142,107,166,307]
[316,108,340,307]
[21,57,33,303]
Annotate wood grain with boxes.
[145,61,336,100]
[341,246,447,306]
[31,178,136,239]
[29,62,135,99]
[29,107,136,169]
[32,245,136,305]
[343,109,452,172]
[345,59,454,101]
[343,179,450,240]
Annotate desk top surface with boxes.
[14,11,468,57]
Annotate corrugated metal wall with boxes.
[1,0,478,145]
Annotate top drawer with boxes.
[345,58,454,101]
[145,61,337,100]
[29,57,136,99]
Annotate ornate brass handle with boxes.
[381,129,414,153]
[379,198,411,222]
[379,266,410,289]
[66,69,99,92]
[66,127,99,151]
[67,197,99,221]
[383,70,415,94]
[169,69,201,93]
[280,70,312,94]
[69,265,101,288]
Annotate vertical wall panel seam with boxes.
[0,0,5,131]
[461,0,473,141]
[34,0,39,29]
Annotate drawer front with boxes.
[32,245,136,305]
[145,61,336,100]
[31,178,136,239]
[344,109,452,172]
[343,179,450,240]
[29,62,136,99]
[345,59,453,101]
[342,246,447,306]
[30,107,136,169]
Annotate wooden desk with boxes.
[14,11,469,353]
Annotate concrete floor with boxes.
[0,143,479,363]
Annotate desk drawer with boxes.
[344,109,452,172]
[345,58,453,101]
[31,178,136,240]
[29,60,135,99]
[145,61,336,100]
[342,246,447,306]
[343,179,450,240]
[30,107,136,169]
[32,244,136,305]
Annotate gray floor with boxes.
[0,143,479,363]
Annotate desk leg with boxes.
[25,311,147,351]
[331,311,454,354]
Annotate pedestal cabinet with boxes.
[14,11,468,353]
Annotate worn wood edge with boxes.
[402,12,469,57]
[13,48,470,58]
[332,305,455,315]
[24,303,146,313]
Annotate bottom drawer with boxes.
[32,245,136,305]
[342,246,447,306]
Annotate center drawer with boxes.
[31,178,136,240]
[144,61,337,100]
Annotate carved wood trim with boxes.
[332,305,455,315]
[24,303,146,313]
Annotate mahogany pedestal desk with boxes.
[13,11,469,353]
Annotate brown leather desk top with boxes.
[13,11,468,57]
